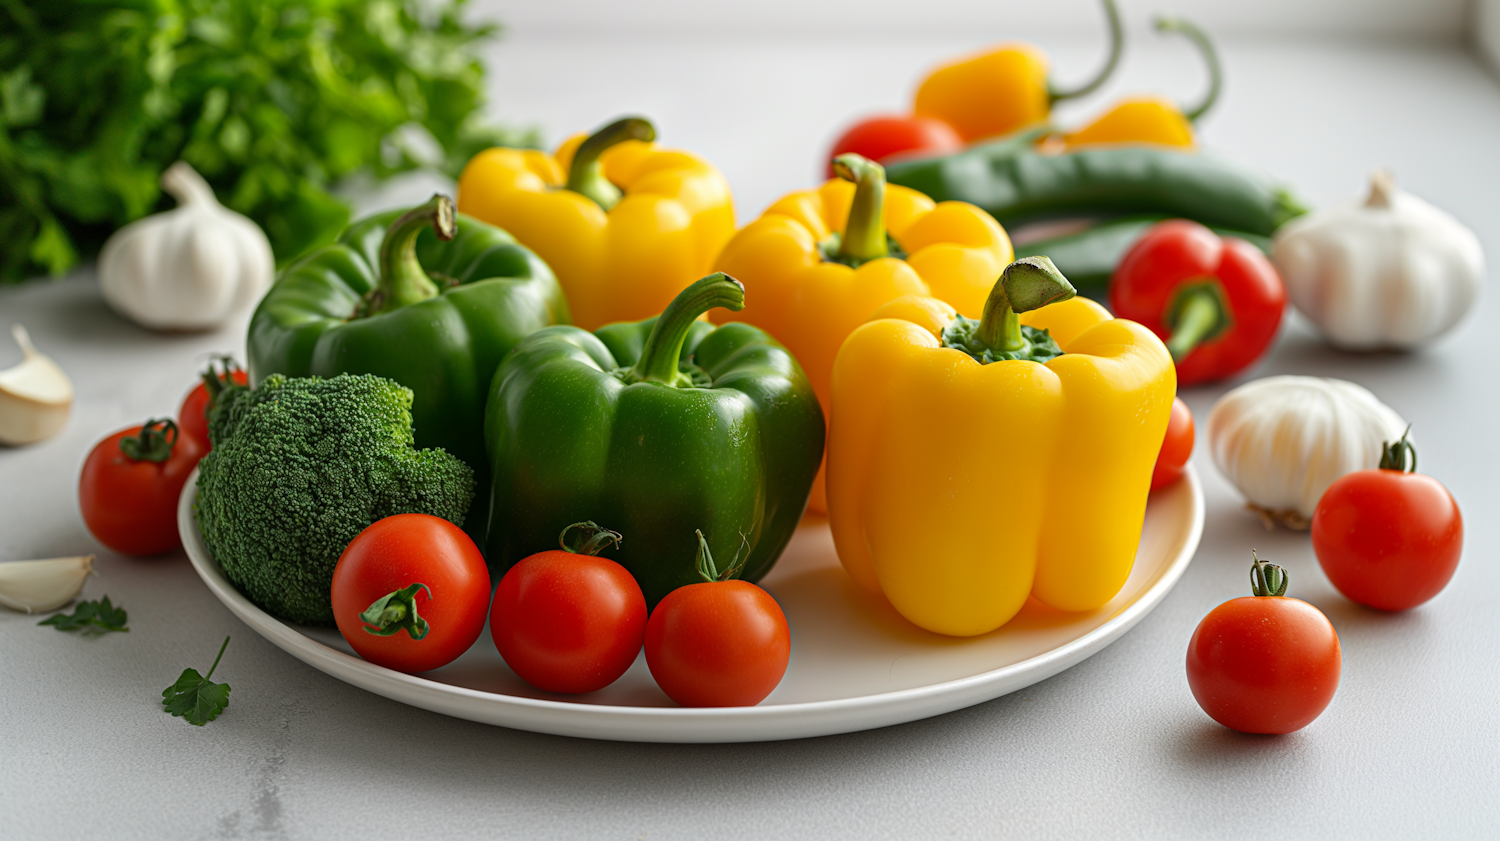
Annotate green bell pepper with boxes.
[483,273,825,606]
[247,194,570,513]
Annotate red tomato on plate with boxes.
[332,513,491,673]
[1186,553,1340,734]
[79,419,203,556]
[1150,397,1195,491]
[177,357,248,451]
[490,522,646,694]
[644,530,790,707]
[1311,431,1462,611]
[825,115,965,177]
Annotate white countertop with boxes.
[4,31,1498,840]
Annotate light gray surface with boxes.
[4,32,1499,840]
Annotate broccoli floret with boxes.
[196,373,475,626]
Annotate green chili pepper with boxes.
[1013,216,1273,292]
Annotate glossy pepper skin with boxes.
[248,195,568,498]
[1013,216,1270,293]
[456,117,735,330]
[713,154,1012,513]
[483,274,824,607]
[913,0,1123,142]
[1110,219,1286,386]
[828,259,1175,637]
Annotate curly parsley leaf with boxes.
[38,595,128,633]
[163,636,232,726]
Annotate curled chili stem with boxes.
[559,521,624,556]
[1379,426,1417,473]
[1249,550,1288,597]
[1155,16,1222,122]
[119,418,180,463]
[831,154,889,265]
[975,257,1076,353]
[566,116,656,211]
[365,194,456,317]
[626,272,745,386]
[1163,281,1231,362]
[1049,0,1124,103]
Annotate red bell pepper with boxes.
[1110,219,1285,386]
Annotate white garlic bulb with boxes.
[99,161,274,332]
[1273,171,1483,350]
[0,325,73,446]
[1207,376,1407,529]
[0,555,95,613]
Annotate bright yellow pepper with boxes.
[714,154,1013,513]
[912,0,1122,143]
[827,258,1175,637]
[456,117,735,330]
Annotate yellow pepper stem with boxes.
[831,153,890,265]
[1155,16,1222,122]
[976,257,1077,352]
[1049,0,1124,104]
[626,272,745,386]
[365,193,455,317]
[566,116,656,211]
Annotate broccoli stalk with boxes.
[195,373,475,626]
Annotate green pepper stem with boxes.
[368,194,455,317]
[1164,284,1230,362]
[566,117,656,211]
[1049,0,1124,103]
[1155,16,1222,122]
[626,273,745,386]
[975,257,1076,353]
[1249,550,1288,597]
[119,418,180,463]
[832,154,889,264]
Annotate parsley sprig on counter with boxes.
[38,595,129,633]
[162,636,232,726]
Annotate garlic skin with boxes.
[1273,170,1483,350]
[0,325,74,446]
[99,161,274,332]
[0,555,95,613]
[1207,376,1407,528]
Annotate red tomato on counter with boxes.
[79,419,203,556]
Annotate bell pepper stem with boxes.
[1155,16,1222,122]
[832,154,889,264]
[975,257,1077,353]
[1049,0,1124,103]
[627,273,745,386]
[368,194,455,317]
[1164,283,1230,362]
[566,117,656,211]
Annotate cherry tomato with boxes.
[79,419,203,556]
[1150,397,1195,491]
[177,359,248,451]
[331,513,491,673]
[1186,554,1340,734]
[1311,433,1462,611]
[644,531,790,707]
[490,522,646,694]
[825,115,964,177]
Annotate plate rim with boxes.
[179,466,1203,743]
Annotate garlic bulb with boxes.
[1273,170,1483,350]
[0,325,73,446]
[1207,376,1407,529]
[0,555,95,613]
[99,161,274,332]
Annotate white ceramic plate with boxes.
[180,466,1202,743]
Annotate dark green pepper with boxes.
[885,128,1305,237]
[483,273,824,606]
[1014,215,1273,293]
[247,194,569,528]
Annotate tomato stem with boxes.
[1249,550,1288,597]
[694,529,749,583]
[1378,426,1417,473]
[359,583,432,640]
[559,521,624,556]
[566,117,655,211]
[119,418,180,463]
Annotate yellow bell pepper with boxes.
[912,0,1122,143]
[455,117,735,330]
[713,154,1013,513]
[827,258,1175,637]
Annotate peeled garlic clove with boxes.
[0,325,74,446]
[0,555,95,613]
[1207,375,1407,529]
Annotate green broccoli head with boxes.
[196,373,475,626]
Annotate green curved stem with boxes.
[359,583,431,640]
[975,257,1077,353]
[1249,550,1288,597]
[1155,16,1222,122]
[1164,283,1230,361]
[366,194,455,317]
[559,521,624,556]
[119,418,180,463]
[566,116,656,211]
[1379,426,1417,473]
[626,273,745,386]
[204,636,230,680]
[832,154,889,264]
[694,529,749,583]
[1049,0,1124,103]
